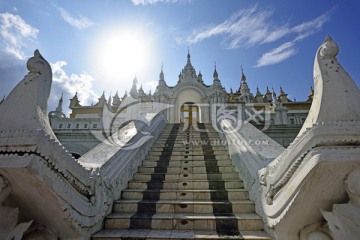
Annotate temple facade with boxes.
[49,50,313,157]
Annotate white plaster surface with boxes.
[219,36,360,240]
[219,119,284,224]
[259,36,360,240]
[0,50,166,239]
[300,35,360,135]
[0,50,55,139]
[322,167,360,240]
[1,36,360,240]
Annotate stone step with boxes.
[145,155,230,161]
[132,172,240,181]
[103,213,264,231]
[161,126,218,130]
[156,138,221,142]
[92,229,272,240]
[152,144,227,149]
[157,130,220,134]
[138,166,236,174]
[114,199,254,214]
[159,135,221,138]
[91,123,270,240]
[157,135,220,139]
[153,137,223,140]
[128,179,243,190]
[156,138,224,143]
[142,160,234,167]
[151,146,227,151]
[121,189,249,201]
[156,135,221,140]
[147,150,229,156]
[161,129,218,132]
[160,129,219,133]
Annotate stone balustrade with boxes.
[0,50,166,239]
[219,36,360,240]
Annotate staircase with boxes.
[92,123,271,239]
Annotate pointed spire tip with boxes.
[241,65,246,82]
[324,34,333,43]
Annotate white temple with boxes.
[48,49,312,158]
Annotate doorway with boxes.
[180,102,199,124]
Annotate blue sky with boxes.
[1,0,359,114]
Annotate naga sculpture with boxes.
[219,36,360,240]
[0,50,165,238]
[258,36,360,239]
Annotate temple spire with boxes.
[130,75,139,98]
[138,84,145,96]
[180,48,196,82]
[187,47,191,64]
[107,93,112,105]
[213,63,218,79]
[254,87,264,103]
[256,87,262,96]
[237,66,253,102]
[70,91,80,108]
[278,85,289,102]
[241,65,247,82]
[280,85,285,95]
[264,86,272,102]
[307,85,314,102]
[212,64,222,89]
[158,63,167,87]
[159,63,164,80]
[197,71,203,83]
[272,87,278,103]
[266,86,271,93]
[101,91,105,99]
[93,91,107,107]
[112,91,121,107]
[56,93,63,113]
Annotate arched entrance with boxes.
[180,102,199,124]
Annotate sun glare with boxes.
[94,26,154,87]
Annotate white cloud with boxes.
[291,12,331,34]
[187,5,331,50]
[261,28,289,44]
[56,7,94,29]
[0,12,39,59]
[255,41,297,67]
[254,11,332,67]
[187,5,284,48]
[186,5,332,66]
[49,61,98,114]
[4,46,24,59]
[132,0,191,5]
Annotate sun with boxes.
[94,26,154,86]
